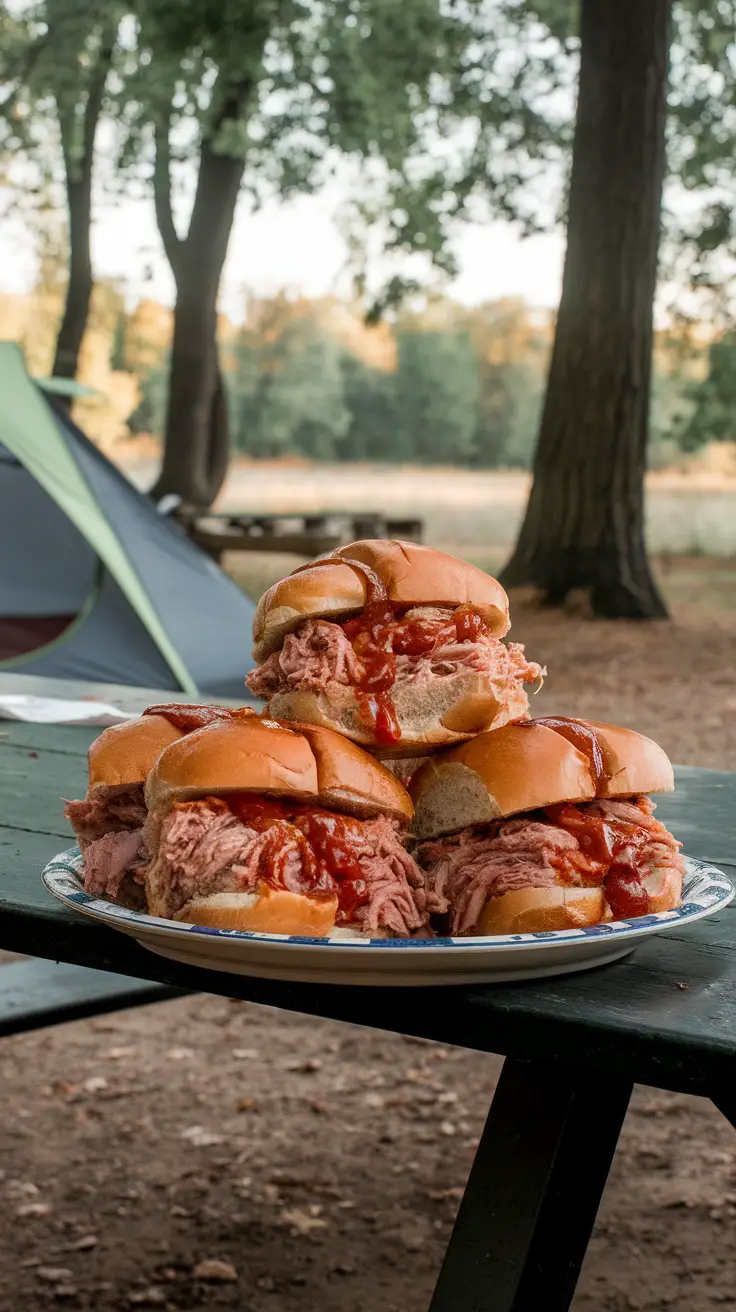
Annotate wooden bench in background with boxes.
[178,510,424,563]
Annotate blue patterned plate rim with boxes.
[42,850,734,952]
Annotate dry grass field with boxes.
[127,458,736,560]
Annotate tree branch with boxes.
[82,29,114,166]
[153,119,183,278]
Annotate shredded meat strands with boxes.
[246,609,544,701]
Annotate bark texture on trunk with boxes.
[51,44,112,407]
[501,0,671,618]
[151,124,245,509]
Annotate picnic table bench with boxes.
[1,673,735,1311]
[177,509,424,562]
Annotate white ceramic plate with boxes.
[42,851,733,988]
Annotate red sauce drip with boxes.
[144,704,242,733]
[544,802,653,916]
[605,863,652,919]
[521,717,607,788]
[226,796,373,917]
[341,602,489,745]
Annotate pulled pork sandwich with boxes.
[411,717,685,935]
[64,704,246,906]
[246,540,544,756]
[141,715,428,938]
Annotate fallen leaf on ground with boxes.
[82,1076,108,1094]
[280,1207,328,1236]
[180,1126,225,1147]
[69,1235,98,1251]
[16,1202,52,1218]
[193,1259,238,1283]
[285,1057,323,1073]
[37,1267,73,1282]
[129,1288,166,1305]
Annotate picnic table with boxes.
[177,510,424,562]
[1,672,735,1311]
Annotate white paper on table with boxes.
[0,695,138,726]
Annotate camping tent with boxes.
[0,343,256,697]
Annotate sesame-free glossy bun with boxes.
[88,715,184,789]
[175,886,339,937]
[266,669,530,759]
[410,717,675,839]
[252,540,511,661]
[471,860,682,935]
[145,715,413,824]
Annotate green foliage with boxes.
[127,362,169,435]
[222,293,553,467]
[674,331,736,450]
[229,299,350,459]
[393,326,478,463]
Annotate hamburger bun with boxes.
[266,670,531,760]
[472,861,683,935]
[411,717,675,839]
[145,715,413,825]
[476,886,611,935]
[88,714,184,789]
[252,540,511,662]
[175,886,339,937]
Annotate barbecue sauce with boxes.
[227,796,372,917]
[544,801,653,916]
[530,717,607,788]
[341,603,489,746]
[144,704,247,733]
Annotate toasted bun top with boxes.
[410,717,675,838]
[88,715,184,789]
[252,539,510,660]
[145,715,413,824]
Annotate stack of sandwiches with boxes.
[64,541,685,938]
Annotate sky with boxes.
[0,178,566,322]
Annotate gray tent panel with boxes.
[0,344,259,697]
[7,567,179,689]
[0,443,94,615]
[54,410,256,697]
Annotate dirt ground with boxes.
[2,562,736,1311]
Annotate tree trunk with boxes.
[51,41,113,409]
[151,136,245,509]
[51,171,93,403]
[501,0,671,618]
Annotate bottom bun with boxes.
[175,885,338,936]
[268,672,529,758]
[476,886,610,936]
[641,864,683,914]
[472,864,683,936]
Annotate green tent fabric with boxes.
[0,343,257,696]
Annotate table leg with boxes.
[711,1091,736,1133]
[428,1056,633,1312]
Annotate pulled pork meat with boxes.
[64,783,149,903]
[64,784,147,849]
[246,607,543,704]
[418,796,684,934]
[144,799,428,937]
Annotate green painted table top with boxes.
[0,675,735,1095]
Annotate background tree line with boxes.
[129,293,736,468]
[2,274,721,469]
